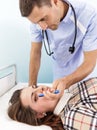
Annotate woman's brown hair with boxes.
[8,89,64,130]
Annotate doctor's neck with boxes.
[60,0,69,21]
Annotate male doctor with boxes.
[19,0,97,91]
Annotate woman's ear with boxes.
[36,112,47,118]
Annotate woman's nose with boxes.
[38,21,48,30]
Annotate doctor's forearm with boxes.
[66,60,96,88]
[29,42,42,86]
[29,65,40,86]
[29,53,41,86]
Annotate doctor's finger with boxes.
[52,80,59,90]
[52,82,64,91]
[44,90,59,99]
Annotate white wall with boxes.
[0,0,29,82]
[0,0,53,83]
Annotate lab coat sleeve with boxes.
[82,11,97,51]
[30,23,42,43]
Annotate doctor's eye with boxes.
[40,18,45,22]
[40,16,48,22]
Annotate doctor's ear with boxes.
[51,0,58,5]
[36,112,47,119]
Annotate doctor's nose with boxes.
[38,21,48,30]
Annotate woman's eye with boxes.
[34,95,38,102]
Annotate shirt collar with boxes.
[53,92,73,115]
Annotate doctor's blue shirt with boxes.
[30,0,97,81]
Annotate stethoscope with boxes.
[42,3,77,56]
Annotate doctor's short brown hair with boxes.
[19,0,52,17]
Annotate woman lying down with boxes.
[8,77,97,130]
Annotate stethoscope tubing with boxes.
[42,3,77,56]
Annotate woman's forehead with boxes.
[20,87,34,106]
[22,86,33,94]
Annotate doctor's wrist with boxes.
[64,76,74,89]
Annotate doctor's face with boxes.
[27,1,61,30]
[20,86,61,113]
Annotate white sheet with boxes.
[0,83,52,130]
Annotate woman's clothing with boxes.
[54,77,97,130]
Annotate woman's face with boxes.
[20,85,62,113]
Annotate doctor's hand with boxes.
[52,77,69,92]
